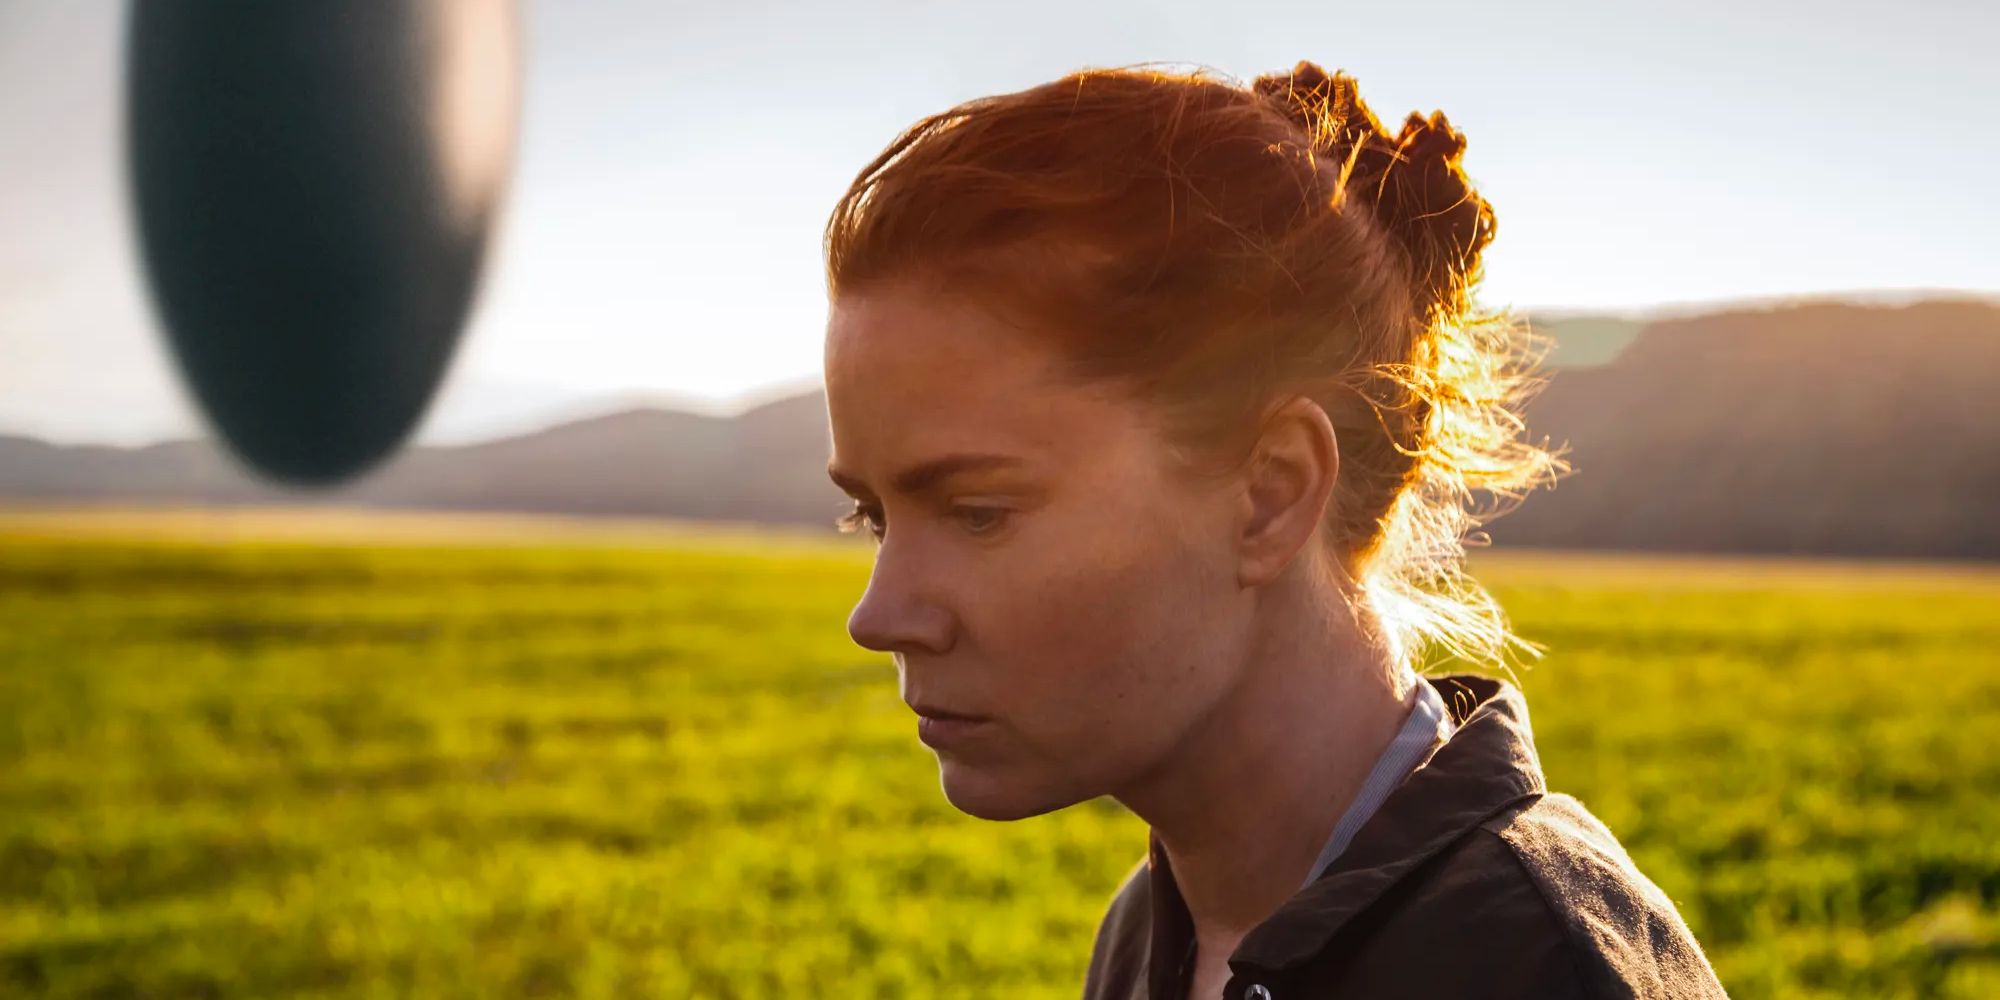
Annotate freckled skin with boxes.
[825,279,1259,821]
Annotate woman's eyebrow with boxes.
[827,465,869,497]
[827,453,1025,497]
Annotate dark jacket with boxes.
[1081,673,1729,1000]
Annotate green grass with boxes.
[1,512,1996,998]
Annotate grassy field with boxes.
[1,507,1996,998]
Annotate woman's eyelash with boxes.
[955,506,1009,534]
[835,502,1009,538]
[836,503,883,537]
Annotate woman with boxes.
[820,60,1728,999]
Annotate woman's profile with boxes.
[819,60,1728,999]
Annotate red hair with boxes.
[824,61,1567,672]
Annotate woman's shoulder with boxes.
[1440,791,1729,999]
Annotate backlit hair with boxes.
[824,60,1569,674]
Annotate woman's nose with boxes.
[846,546,954,655]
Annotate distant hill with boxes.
[3,297,1996,559]
[1529,314,1646,368]
[0,393,849,529]
[1490,298,2000,559]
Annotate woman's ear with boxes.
[1235,395,1340,588]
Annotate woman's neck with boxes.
[1113,575,1415,944]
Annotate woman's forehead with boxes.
[824,286,1140,480]
[829,288,1066,413]
[827,282,1030,371]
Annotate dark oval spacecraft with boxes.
[125,1,522,485]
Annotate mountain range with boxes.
[3,297,1995,560]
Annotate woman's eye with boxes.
[836,504,885,540]
[954,505,1009,535]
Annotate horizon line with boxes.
[6,286,1995,452]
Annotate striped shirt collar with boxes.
[1298,669,1457,890]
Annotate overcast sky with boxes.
[2,0,1993,446]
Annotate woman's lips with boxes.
[916,712,996,749]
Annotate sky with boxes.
[1,0,1993,447]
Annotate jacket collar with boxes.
[1142,673,1547,992]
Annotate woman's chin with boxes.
[936,762,1074,821]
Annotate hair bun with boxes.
[1252,61,1496,322]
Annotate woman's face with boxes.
[825,278,1257,821]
